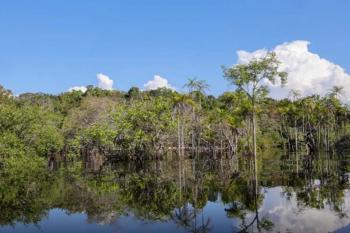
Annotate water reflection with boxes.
[1,152,350,233]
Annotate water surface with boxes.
[1,153,350,233]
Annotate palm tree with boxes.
[184,78,209,109]
[184,78,209,94]
[329,85,344,99]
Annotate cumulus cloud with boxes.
[143,75,175,91]
[97,73,114,90]
[236,40,350,102]
[68,73,114,92]
[68,86,87,93]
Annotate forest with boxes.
[1,53,350,167]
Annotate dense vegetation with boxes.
[1,54,350,166]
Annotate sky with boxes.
[1,0,350,98]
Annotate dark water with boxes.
[1,152,350,233]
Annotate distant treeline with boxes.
[1,54,350,163]
[0,81,349,162]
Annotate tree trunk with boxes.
[177,114,181,157]
[252,110,258,194]
[181,113,185,155]
[295,119,298,151]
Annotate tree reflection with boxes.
[1,152,350,232]
[223,156,274,233]
[173,204,194,229]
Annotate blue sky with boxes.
[1,0,350,96]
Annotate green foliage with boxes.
[28,124,64,156]
[223,52,287,103]
[0,101,64,160]
[0,75,350,161]
[0,85,12,102]
[113,97,176,157]
[0,132,27,158]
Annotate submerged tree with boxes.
[184,78,210,155]
[223,52,287,185]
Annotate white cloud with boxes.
[68,86,87,93]
[97,73,114,90]
[143,75,174,91]
[67,73,113,93]
[236,40,350,102]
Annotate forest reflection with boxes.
[1,151,350,233]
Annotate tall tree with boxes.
[184,78,209,154]
[223,52,287,179]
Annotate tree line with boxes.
[1,53,350,164]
